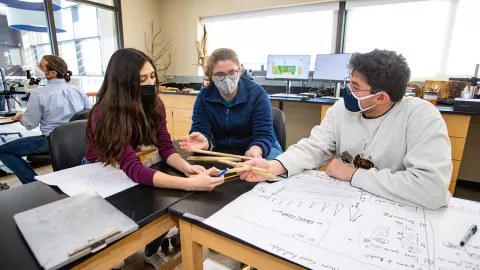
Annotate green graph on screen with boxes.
[272,65,297,75]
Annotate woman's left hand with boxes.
[245,145,263,158]
[183,164,207,177]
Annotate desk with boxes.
[169,180,304,270]
[0,161,191,270]
[0,118,16,125]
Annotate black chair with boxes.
[49,120,88,171]
[70,108,91,121]
[26,109,91,167]
[272,107,286,151]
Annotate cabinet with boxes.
[443,114,471,194]
[159,93,196,140]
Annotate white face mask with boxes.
[213,75,239,95]
[35,66,46,79]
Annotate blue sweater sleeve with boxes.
[247,89,275,157]
[190,89,214,149]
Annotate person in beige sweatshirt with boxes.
[239,49,452,210]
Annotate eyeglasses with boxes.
[213,70,239,81]
[345,83,381,96]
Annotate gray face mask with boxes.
[213,76,239,95]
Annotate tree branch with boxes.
[157,54,172,71]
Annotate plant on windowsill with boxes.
[193,24,209,84]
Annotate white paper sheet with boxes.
[204,170,480,270]
[36,163,138,198]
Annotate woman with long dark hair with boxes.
[84,48,224,267]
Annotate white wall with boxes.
[121,0,163,50]
[154,0,335,76]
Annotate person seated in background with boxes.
[84,48,224,268]
[179,48,283,159]
[0,55,91,185]
[238,49,452,210]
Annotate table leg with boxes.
[179,219,203,270]
[73,214,177,270]
[190,222,303,270]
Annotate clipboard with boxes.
[14,191,138,270]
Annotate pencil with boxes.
[224,174,238,180]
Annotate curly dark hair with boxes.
[348,49,411,102]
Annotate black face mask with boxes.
[140,85,156,113]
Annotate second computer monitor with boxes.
[313,53,352,82]
[266,55,311,81]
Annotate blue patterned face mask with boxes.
[213,75,239,95]
[343,84,380,112]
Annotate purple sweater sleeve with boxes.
[117,144,157,186]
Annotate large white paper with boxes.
[14,191,138,270]
[36,163,138,198]
[204,170,480,270]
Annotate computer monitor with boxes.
[266,55,311,81]
[312,53,352,82]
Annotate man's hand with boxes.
[12,112,24,122]
[238,158,275,182]
[326,159,357,181]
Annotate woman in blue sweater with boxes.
[179,48,282,159]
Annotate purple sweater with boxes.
[85,106,177,186]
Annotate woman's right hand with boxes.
[188,167,224,191]
[179,132,209,152]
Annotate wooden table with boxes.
[0,117,16,125]
[169,179,305,270]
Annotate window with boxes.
[55,0,118,77]
[0,0,122,92]
[344,1,451,80]
[0,21,52,72]
[202,2,338,72]
[446,0,480,77]
[344,0,480,80]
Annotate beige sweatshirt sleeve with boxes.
[351,104,452,210]
[275,104,337,176]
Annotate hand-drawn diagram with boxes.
[205,170,480,270]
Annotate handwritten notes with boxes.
[204,170,480,270]
[36,163,137,198]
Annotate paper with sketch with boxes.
[36,163,137,198]
[425,198,480,269]
[204,170,480,270]
[14,190,138,270]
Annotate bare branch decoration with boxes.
[144,21,172,79]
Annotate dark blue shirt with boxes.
[190,76,277,157]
